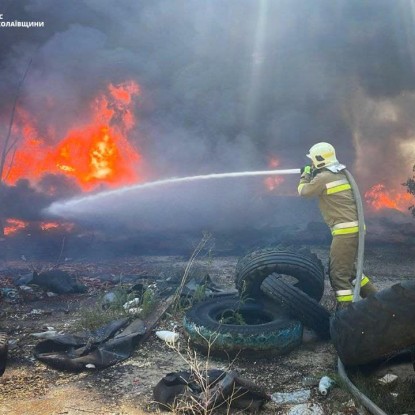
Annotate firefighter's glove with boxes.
[300,165,312,177]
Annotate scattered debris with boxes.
[155,330,179,345]
[102,291,117,309]
[31,331,59,339]
[271,389,311,404]
[34,318,146,371]
[153,369,270,412]
[127,307,143,315]
[378,373,398,385]
[123,298,141,310]
[318,376,335,396]
[181,274,238,299]
[301,376,320,387]
[0,288,19,301]
[32,269,87,294]
[287,403,325,415]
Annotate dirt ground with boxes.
[1,244,414,415]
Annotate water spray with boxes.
[46,168,301,216]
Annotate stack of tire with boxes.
[184,246,330,356]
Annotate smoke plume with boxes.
[1,0,415,240]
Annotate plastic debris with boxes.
[302,376,320,387]
[378,373,398,385]
[16,273,34,286]
[46,292,57,297]
[85,364,96,369]
[271,389,311,404]
[102,292,117,309]
[155,330,179,344]
[288,403,324,415]
[31,331,59,339]
[0,288,19,300]
[127,307,142,315]
[18,285,34,292]
[123,298,141,310]
[318,376,335,396]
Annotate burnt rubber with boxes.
[0,331,8,376]
[235,246,325,301]
[183,296,303,356]
[330,281,415,366]
[260,274,331,340]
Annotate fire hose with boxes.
[340,170,388,415]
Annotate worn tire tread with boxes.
[330,281,415,365]
[235,247,325,301]
[261,274,330,339]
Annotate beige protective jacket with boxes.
[297,169,358,235]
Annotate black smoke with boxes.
[1,0,415,247]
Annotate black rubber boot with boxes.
[360,281,378,298]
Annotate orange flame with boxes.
[4,219,27,235]
[6,81,141,191]
[265,156,284,191]
[40,221,75,232]
[364,183,412,212]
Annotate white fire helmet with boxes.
[306,142,338,169]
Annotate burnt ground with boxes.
[0,244,414,415]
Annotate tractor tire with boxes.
[235,246,325,301]
[330,281,415,366]
[183,296,303,356]
[261,274,331,340]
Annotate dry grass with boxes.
[152,330,250,415]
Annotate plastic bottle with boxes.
[318,376,335,396]
[155,330,179,344]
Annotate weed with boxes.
[172,232,213,312]
[75,304,128,331]
[74,285,130,331]
[218,310,246,325]
[155,332,247,414]
[140,287,156,317]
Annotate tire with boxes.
[183,296,303,356]
[235,246,325,301]
[330,281,415,366]
[261,274,331,340]
[0,332,8,376]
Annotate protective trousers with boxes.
[329,234,377,303]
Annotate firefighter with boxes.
[297,142,377,309]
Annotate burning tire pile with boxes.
[184,246,330,355]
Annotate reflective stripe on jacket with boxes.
[298,170,361,232]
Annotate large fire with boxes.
[4,218,75,236]
[364,183,412,213]
[4,219,27,236]
[6,81,141,191]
